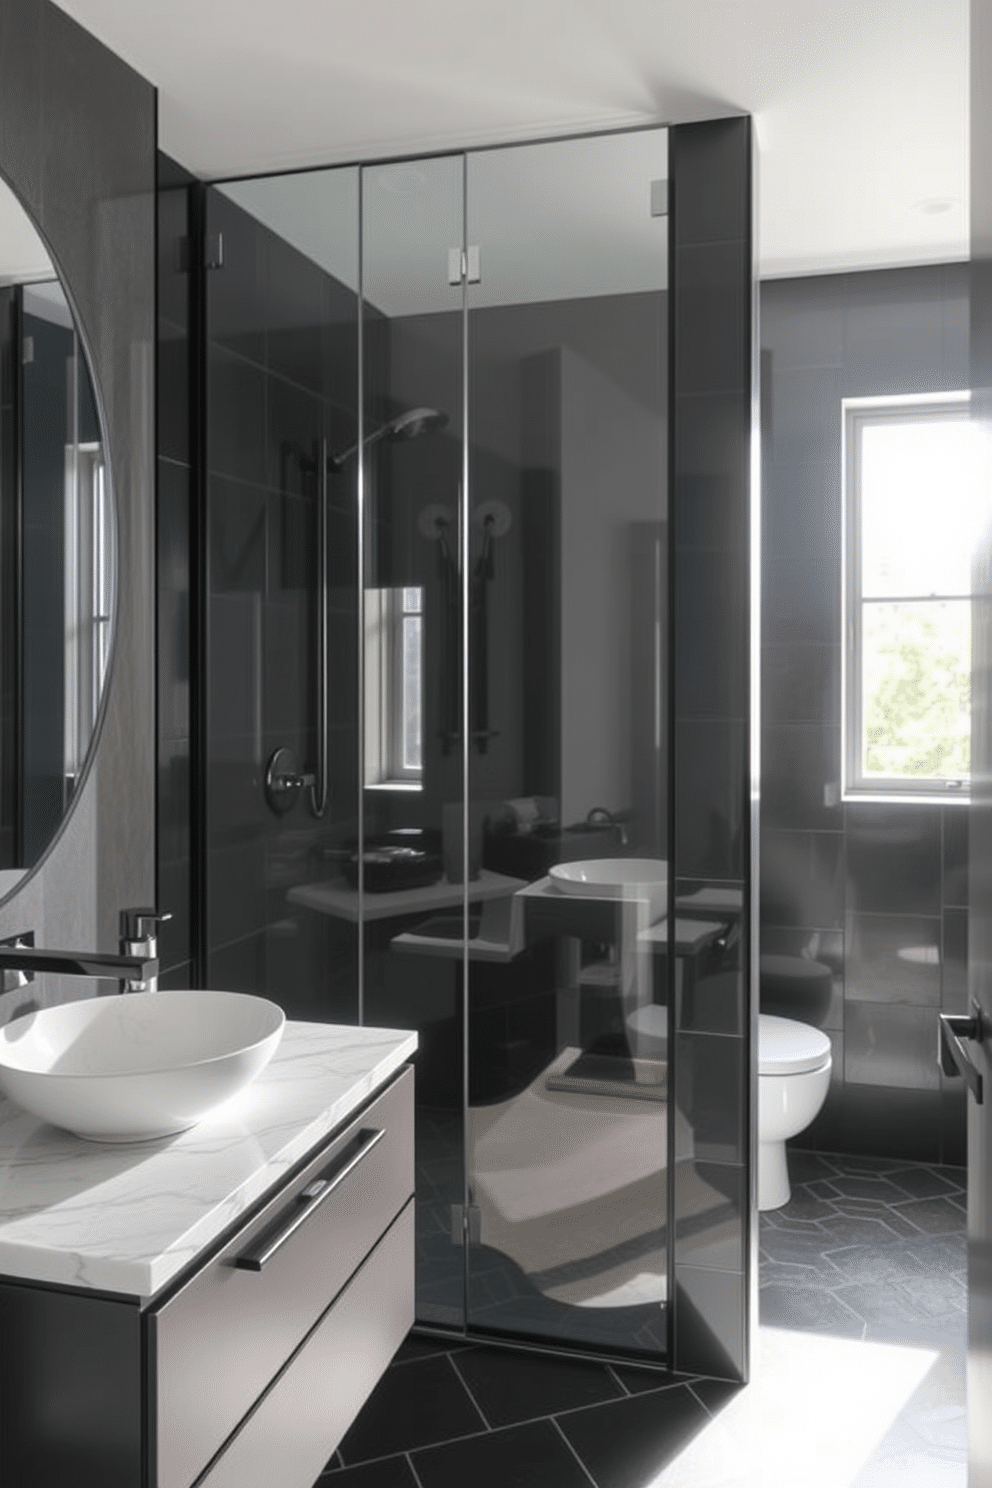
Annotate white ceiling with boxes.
[49,1,970,278]
[221,129,670,316]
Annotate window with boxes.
[843,392,978,801]
[364,586,423,790]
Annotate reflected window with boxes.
[843,393,977,799]
[365,585,423,789]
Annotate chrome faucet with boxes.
[0,907,170,996]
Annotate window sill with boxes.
[842,791,970,807]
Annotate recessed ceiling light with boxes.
[914,197,957,216]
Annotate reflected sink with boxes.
[549,858,668,924]
[0,990,285,1142]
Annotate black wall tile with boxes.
[846,913,941,1006]
[942,807,969,908]
[762,644,839,727]
[674,1160,745,1272]
[675,548,748,720]
[675,242,748,394]
[674,1265,745,1380]
[675,721,746,880]
[674,1032,745,1165]
[844,1003,940,1091]
[845,805,941,916]
[671,117,749,246]
[760,829,844,929]
[942,906,969,1014]
[761,724,842,831]
[760,264,970,1161]
[207,347,267,485]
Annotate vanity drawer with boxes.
[198,1199,414,1488]
[152,1065,413,1488]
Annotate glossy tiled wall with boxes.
[156,155,195,986]
[670,116,756,1380]
[760,263,970,1165]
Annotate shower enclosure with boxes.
[197,118,755,1378]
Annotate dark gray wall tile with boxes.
[846,913,941,1006]
[942,807,969,908]
[674,1160,745,1272]
[760,829,844,929]
[844,1003,940,1090]
[674,1032,745,1164]
[674,1265,745,1379]
[942,906,969,1014]
[761,724,842,831]
[845,805,941,916]
[762,645,839,727]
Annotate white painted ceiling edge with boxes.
[51,0,968,279]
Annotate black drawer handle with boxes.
[234,1127,386,1272]
[939,1007,984,1105]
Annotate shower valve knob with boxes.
[264,747,314,814]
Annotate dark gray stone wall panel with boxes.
[0,0,155,996]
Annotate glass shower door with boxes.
[202,167,362,1023]
[463,128,672,1357]
[359,154,468,1329]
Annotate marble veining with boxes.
[0,1022,416,1299]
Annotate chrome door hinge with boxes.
[447,246,481,286]
[650,178,669,218]
[450,1203,482,1243]
[205,232,224,270]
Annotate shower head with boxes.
[385,406,448,442]
[328,405,448,471]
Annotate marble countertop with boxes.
[0,1021,417,1301]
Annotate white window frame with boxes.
[364,585,423,792]
[842,389,972,805]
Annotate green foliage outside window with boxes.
[864,603,970,779]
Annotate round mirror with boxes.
[0,174,115,897]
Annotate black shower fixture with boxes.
[328,405,448,472]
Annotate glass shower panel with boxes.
[465,128,671,1356]
[203,169,361,1024]
[359,155,468,1329]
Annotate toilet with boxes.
[758,1014,832,1210]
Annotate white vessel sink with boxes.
[549,858,668,923]
[0,990,285,1142]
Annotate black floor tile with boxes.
[451,1344,623,1427]
[759,1281,863,1334]
[886,1166,959,1199]
[892,1196,967,1234]
[826,1174,906,1202]
[392,1332,467,1366]
[338,1355,485,1465]
[689,1376,742,1415]
[609,1363,691,1396]
[819,1242,927,1285]
[412,1419,591,1488]
[319,1455,419,1486]
[557,1385,709,1488]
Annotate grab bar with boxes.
[310,436,329,817]
[939,1002,985,1105]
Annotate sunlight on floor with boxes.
[651,1327,942,1488]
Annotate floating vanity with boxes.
[0,1020,417,1488]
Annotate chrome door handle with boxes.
[233,1127,385,1272]
[939,1003,985,1104]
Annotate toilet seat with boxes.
[758,1014,831,1076]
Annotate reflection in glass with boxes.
[465,127,670,1357]
[360,153,467,1329]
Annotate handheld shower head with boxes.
[386,406,448,441]
[328,405,448,471]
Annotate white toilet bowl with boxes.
[758,1014,832,1210]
